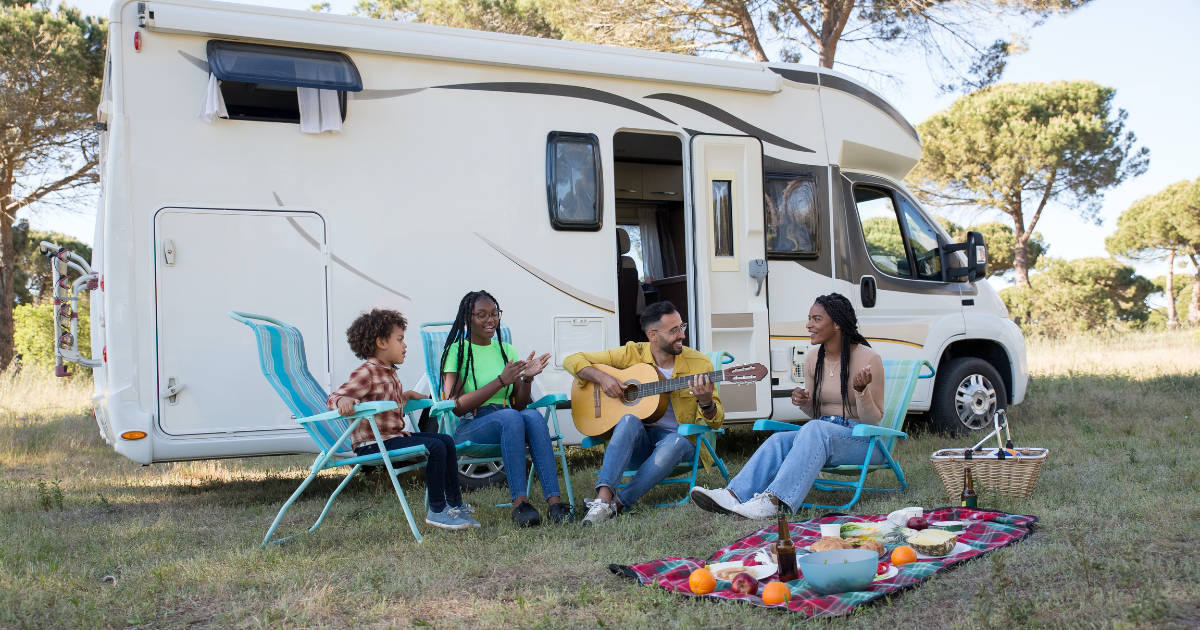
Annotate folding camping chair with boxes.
[418,321,575,509]
[230,311,454,545]
[579,351,734,507]
[753,358,935,511]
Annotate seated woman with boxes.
[690,293,885,519]
[441,290,574,527]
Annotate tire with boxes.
[458,458,508,490]
[930,357,1007,437]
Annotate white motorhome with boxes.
[82,0,1026,476]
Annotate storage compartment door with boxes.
[689,135,770,419]
[155,209,330,436]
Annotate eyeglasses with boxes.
[651,322,687,336]
[472,310,502,321]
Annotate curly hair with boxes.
[346,308,408,360]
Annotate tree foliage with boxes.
[936,217,1046,278]
[13,301,89,375]
[908,80,1148,289]
[1000,256,1156,337]
[0,1,106,368]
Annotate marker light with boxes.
[100,275,104,291]
[120,431,147,440]
[134,31,141,52]
[102,346,107,363]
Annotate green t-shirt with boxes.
[441,340,519,406]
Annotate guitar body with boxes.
[571,363,669,437]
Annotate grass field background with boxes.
[1,331,1198,628]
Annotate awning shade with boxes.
[206,40,363,92]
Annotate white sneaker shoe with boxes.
[581,498,617,525]
[730,492,779,520]
[689,486,741,515]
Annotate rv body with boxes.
[90,0,1027,464]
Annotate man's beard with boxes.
[657,338,683,356]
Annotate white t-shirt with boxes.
[646,364,679,431]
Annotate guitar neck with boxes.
[639,369,727,398]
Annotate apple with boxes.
[731,572,759,595]
[906,516,931,530]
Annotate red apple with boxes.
[906,516,930,530]
[731,571,759,595]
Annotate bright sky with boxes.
[28,0,1200,298]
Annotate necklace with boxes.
[826,359,839,378]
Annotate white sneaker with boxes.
[581,498,617,525]
[730,492,779,520]
[689,487,741,515]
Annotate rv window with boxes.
[546,132,602,231]
[854,186,911,278]
[207,41,362,91]
[712,180,735,257]
[896,195,943,280]
[764,174,818,259]
[219,81,346,124]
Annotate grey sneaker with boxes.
[581,498,617,525]
[448,503,480,528]
[426,506,470,530]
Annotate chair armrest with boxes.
[753,419,802,432]
[581,436,606,449]
[918,360,936,379]
[402,398,434,413]
[528,393,567,409]
[676,424,724,436]
[852,424,907,438]
[296,401,399,424]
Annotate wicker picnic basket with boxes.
[930,447,1049,500]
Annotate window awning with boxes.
[206,40,363,92]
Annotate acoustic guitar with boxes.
[571,362,768,436]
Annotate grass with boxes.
[1,331,1198,629]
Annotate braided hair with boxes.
[440,290,512,400]
[809,293,870,420]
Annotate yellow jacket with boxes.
[563,342,724,471]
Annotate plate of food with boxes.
[805,536,888,558]
[708,561,776,581]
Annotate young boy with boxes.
[329,308,479,530]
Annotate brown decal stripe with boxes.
[475,233,616,313]
[645,93,815,154]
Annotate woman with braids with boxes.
[690,293,886,519]
[441,291,573,527]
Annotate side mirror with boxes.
[941,231,988,282]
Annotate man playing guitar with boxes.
[564,301,723,524]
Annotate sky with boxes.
[25,0,1200,299]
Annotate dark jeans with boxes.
[354,432,462,512]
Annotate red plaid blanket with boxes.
[610,508,1037,618]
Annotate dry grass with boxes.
[1,331,1199,629]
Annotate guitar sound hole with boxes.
[621,383,639,403]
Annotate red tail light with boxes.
[103,346,107,363]
[134,31,141,52]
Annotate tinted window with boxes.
[546,133,602,231]
[764,175,818,258]
[712,180,734,257]
[854,186,910,277]
[207,40,362,91]
[897,195,943,280]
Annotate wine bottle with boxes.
[960,466,978,508]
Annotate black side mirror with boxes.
[941,231,988,282]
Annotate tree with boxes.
[936,218,1046,279]
[10,218,91,305]
[908,80,1149,289]
[0,2,106,369]
[1000,256,1156,337]
[351,0,563,38]
[1106,178,1200,328]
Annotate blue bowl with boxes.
[798,549,878,595]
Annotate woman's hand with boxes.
[499,359,527,386]
[521,351,551,379]
[790,387,810,408]
[852,365,872,393]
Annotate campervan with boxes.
[81,0,1027,482]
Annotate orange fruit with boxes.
[762,581,792,605]
[891,545,918,566]
[689,568,716,594]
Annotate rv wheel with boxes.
[929,357,1007,437]
[459,459,508,490]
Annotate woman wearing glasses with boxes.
[440,290,573,527]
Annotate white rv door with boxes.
[689,135,771,420]
[154,209,330,436]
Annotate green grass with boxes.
[2,331,1199,628]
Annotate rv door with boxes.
[688,135,771,420]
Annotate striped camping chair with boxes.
[230,311,452,544]
[753,358,935,511]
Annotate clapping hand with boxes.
[499,359,527,386]
[852,365,872,393]
[522,351,551,380]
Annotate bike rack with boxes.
[39,241,103,376]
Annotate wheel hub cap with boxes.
[954,374,997,430]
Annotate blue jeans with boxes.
[596,414,696,508]
[454,405,562,502]
[727,416,885,511]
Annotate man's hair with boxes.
[639,301,678,332]
[346,308,408,360]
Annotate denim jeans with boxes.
[353,432,462,512]
[454,405,562,502]
[727,416,885,511]
[596,414,696,508]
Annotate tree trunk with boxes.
[732,2,769,62]
[1165,248,1179,328]
[1010,196,1031,288]
[0,170,16,370]
[1191,269,1200,328]
[816,0,848,68]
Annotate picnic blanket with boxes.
[610,508,1037,618]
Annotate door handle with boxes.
[749,259,767,296]
[161,377,185,404]
[860,275,877,308]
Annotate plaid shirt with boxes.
[328,357,409,449]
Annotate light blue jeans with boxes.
[454,405,562,502]
[596,414,696,508]
[727,416,885,511]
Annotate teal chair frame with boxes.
[231,311,454,545]
[418,321,575,509]
[579,351,734,507]
[753,358,935,511]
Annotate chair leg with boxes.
[381,462,423,543]
[308,464,362,534]
[262,465,324,547]
[557,439,575,508]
